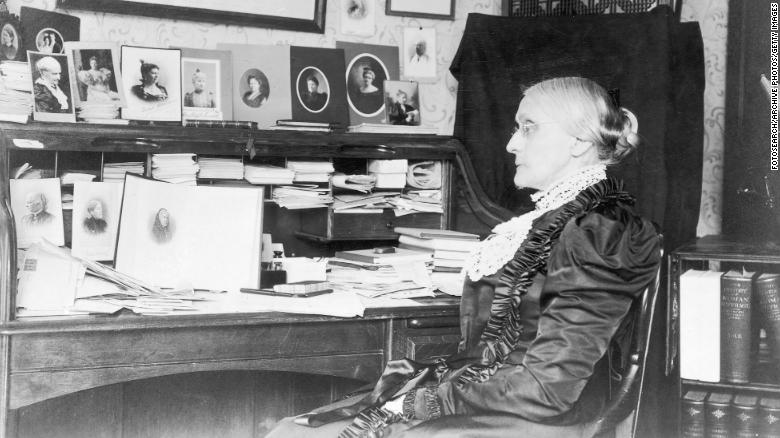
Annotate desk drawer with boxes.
[391,317,460,362]
[300,209,443,240]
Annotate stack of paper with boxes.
[77,103,122,123]
[331,173,376,193]
[0,61,32,123]
[286,160,335,183]
[244,164,295,185]
[272,185,333,209]
[198,157,244,180]
[332,192,396,213]
[389,193,444,216]
[12,163,45,179]
[60,172,97,185]
[368,159,408,189]
[103,162,145,183]
[327,257,434,299]
[152,153,199,185]
[17,242,85,312]
[347,123,439,135]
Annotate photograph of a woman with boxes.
[241,70,269,108]
[76,54,120,103]
[346,54,388,117]
[121,46,181,121]
[297,67,329,113]
[1,23,19,61]
[384,80,420,126]
[151,207,173,244]
[131,61,168,102]
[83,199,107,234]
[71,181,123,261]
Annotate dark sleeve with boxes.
[33,85,56,112]
[431,206,661,422]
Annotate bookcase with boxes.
[669,236,780,438]
[0,122,512,437]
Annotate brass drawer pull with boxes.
[408,316,459,329]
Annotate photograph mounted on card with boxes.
[386,0,455,20]
[177,47,232,121]
[63,42,125,121]
[121,46,182,122]
[337,42,399,125]
[218,44,291,128]
[115,174,263,292]
[20,7,80,62]
[71,182,123,261]
[29,51,76,122]
[0,9,22,62]
[385,80,421,126]
[10,178,65,248]
[290,46,348,127]
[339,0,375,36]
[402,27,436,81]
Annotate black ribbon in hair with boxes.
[607,88,621,109]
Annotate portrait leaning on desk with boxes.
[267,76,662,437]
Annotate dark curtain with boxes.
[449,8,704,437]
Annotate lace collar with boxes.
[463,163,607,281]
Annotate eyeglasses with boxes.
[511,121,557,138]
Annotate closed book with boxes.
[393,227,479,240]
[433,258,466,268]
[755,274,780,366]
[398,235,481,252]
[759,398,780,438]
[733,395,759,438]
[334,247,432,265]
[682,390,707,438]
[273,280,329,293]
[721,269,757,383]
[706,392,733,438]
[680,269,723,382]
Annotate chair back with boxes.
[587,249,663,438]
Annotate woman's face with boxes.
[158,209,169,226]
[1,28,11,45]
[90,203,104,219]
[145,67,159,85]
[89,58,97,69]
[505,94,579,191]
[307,79,318,93]
[362,72,374,86]
[248,77,260,92]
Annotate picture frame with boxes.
[384,80,421,126]
[337,41,399,125]
[9,178,65,249]
[71,182,123,261]
[339,0,375,36]
[28,51,77,123]
[57,0,327,33]
[63,42,125,116]
[20,7,80,62]
[402,27,437,81]
[0,10,22,62]
[386,0,455,20]
[121,46,182,122]
[177,47,233,121]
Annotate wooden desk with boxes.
[0,300,460,437]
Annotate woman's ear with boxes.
[570,138,594,157]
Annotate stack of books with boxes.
[0,61,32,123]
[77,103,122,123]
[272,185,332,209]
[395,227,480,273]
[103,162,145,183]
[329,247,434,299]
[197,157,244,180]
[244,164,295,185]
[286,160,335,183]
[347,123,438,135]
[681,390,780,438]
[267,120,343,132]
[151,153,199,185]
[367,159,407,189]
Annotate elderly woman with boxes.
[131,60,168,102]
[268,76,661,437]
[33,56,69,113]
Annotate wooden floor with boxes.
[13,371,363,438]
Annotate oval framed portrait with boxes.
[240,68,270,108]
[346,53,389,117]
[35,27,64,54]
[296,66,330,113]
[0,18,21,61]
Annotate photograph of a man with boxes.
[83,199,107,234]
[10,178,65,248]
[402,27,436,79]
[31,54,71,113]
[22,192,54,227]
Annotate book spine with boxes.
[755,275,780,369]
[706,395,732,438]
[721,276,753,383]
[733,397,759,438]
[184,120,257,129]
[759,398,780,438]
[681,393,706,438]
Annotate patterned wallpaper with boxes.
[7,0,725,236]
[6,0,502,134]
[681,0,728,237]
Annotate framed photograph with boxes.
[339,0,375,36]
[9,178,65,249]
[121,46,182,122]
[58,0,327,33]
[71,182,123,261]
[386,0,455,20]
[20,7,80,61]
[178,47,233,121]
[402,27,437,81]
[28,51,77,122]
[115,174,264,293]
[384,80,421,126]
[290,46,349,127]
[63,42,125,111]
[337,42,399,125]
[0,11,22,62]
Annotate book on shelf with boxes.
[334,247,432,265]
[705,392,733,438]
[721,269,757,383]
[183,120,258,129]
[759,397,780,438]
[680,269,723,382]
[398,243,471,261]
[394,227,479,241]
[755,273,780,366]
[398,234,481,253]
[681,390,707,438]
[273,280,330,294]
[733,395,759,438]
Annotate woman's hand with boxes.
[383,394,405,416]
